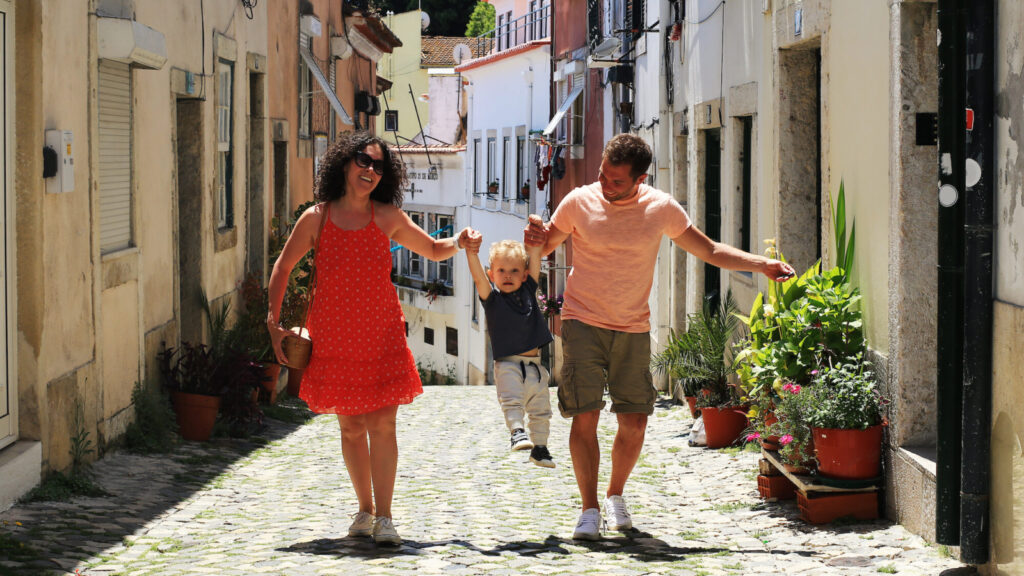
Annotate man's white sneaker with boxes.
[372,516,402,546]
[604,495,633,531]
[348,511,375,537]
[572,508,603,540]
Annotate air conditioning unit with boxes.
[607,65,634,85]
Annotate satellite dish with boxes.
[421,11,430,31]
[452,43,472,65]
[591,36,622,59]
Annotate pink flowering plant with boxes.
[538,293,563,318]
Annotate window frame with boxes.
[216,58,234,229]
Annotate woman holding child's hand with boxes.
[266,130,470,547]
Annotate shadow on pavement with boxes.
[280,532,820,563]
[0,401,314,576]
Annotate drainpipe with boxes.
[935,0,966,547]
[959,0,995,565]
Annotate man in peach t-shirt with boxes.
[525,134,794,540]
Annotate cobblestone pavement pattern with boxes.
[1,387,962,575]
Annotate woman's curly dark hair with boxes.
[313,130,407,206]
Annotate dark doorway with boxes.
[176,100,203,345]
[273,141,289,235]
[704,128,722,312]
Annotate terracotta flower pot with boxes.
[261,363,282,404]
[760,411,781,450]
[684,396,699,419]
[286,366,304,397]
[701,406,749,449]
[171,390,221,442]
[813,424,884,480]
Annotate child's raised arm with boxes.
[526,215,544,282]
[464,231,492,301]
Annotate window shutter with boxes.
[98,60,132,253]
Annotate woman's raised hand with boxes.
[460,227,483,254]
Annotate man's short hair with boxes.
[489,240,529,267]
[602,134,652,179]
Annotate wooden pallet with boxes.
[760,449,881,523]
[760,449,879,494]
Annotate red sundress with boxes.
[299,204,422,415]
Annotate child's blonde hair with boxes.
[488,239,529,266]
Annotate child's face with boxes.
[487,256,529,293]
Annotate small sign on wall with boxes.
[795,7,803,37]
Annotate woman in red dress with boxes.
[267,131,479,545]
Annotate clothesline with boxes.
[389,224,453,253]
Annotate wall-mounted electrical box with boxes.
[45,130,75,194]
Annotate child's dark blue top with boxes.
[481,275,554,358]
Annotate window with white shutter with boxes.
[216,59,234,229]
[98,60,132,253]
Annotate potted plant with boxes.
[235,271,281,403]
[653,293,747,448]
[651,327,703,418]
[538,293,563,318]
[520,180,531,200]
[422,279,451,304]
[487,179,500,195]
[804,356,886,480]
[158,293,265,441]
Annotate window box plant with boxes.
[487,179,499,195]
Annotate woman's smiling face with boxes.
[345,143,384,197]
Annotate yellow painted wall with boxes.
[39,1,94,385]
[825,0,891,353]
[377,10,428,142]
[991,301,1024,574]
[12,0,267,472]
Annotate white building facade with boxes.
[457,0,552,386]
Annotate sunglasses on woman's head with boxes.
[353,151,386,175]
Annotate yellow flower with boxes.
[747,406,759,418]
[15,521,21,526]
[772,378,784,394]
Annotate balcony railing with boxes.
[471,4,551,57]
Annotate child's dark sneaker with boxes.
[530,445,555,468]
[510,428,533,451]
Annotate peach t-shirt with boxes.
[550,183,691,333]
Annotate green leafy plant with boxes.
[269,201,318,329]
[652,292,743,408]
[803,356,885,430]
[832,179,856,284]
[23,401,106,502]
[234,271,273,362]
[123,381,179,453]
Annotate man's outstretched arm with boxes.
[671,226,795,282]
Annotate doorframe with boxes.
[0,0,18,451]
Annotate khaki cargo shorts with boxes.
[557,319,655,417]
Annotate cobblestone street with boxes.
[0,387,962,575]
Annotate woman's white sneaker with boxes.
[604,495,633,531]
[572,508,603,540]
[372,516,402,546]
[347,511,375,537]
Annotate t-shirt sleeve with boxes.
[662,195,692,239]
[550,189,579,235]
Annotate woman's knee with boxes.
[338,414,368,439]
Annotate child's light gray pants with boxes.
[493,355,551,445]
